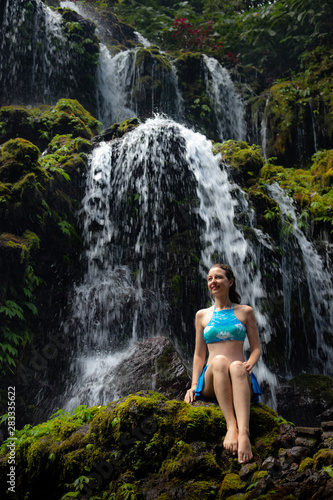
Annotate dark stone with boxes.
[250,476,274,497]
[261,456,282,475]
[106,336,190,401]
[276,374,333,426]
[287,446,311,463]
[276,423,296,448]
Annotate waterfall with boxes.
[202,54,246,142]
[135,31,151,48]
[268,183,333,376]
[260,97,270,161]
[96,45,138,126]
[61,116,276,410]
[0,0,69,105]
[309,102,318,152]
[96,45,184,127]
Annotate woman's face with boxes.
[207,267,233,295]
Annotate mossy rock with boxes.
[219,472,247,498]
[313,449,333,470]
[49,99,101,139]
[135,47,172,73]
[0,138,40,183]
[0,100,101,151]
[311,149,333,187]
[259,154,333,235]
[298,456,315,472]
[214,140,264,187]
[0,392,282,500]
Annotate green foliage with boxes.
[0,233,41,374]
[260,152,333,232]
[111,0,332,76]
[323,466,333,478]
[58,220,78,240]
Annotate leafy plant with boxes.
[0,263,40,374]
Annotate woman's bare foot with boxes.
[223,425,238,456]
[237,432,253,463]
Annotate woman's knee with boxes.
[211,355,230,373]
[229,361,248,379]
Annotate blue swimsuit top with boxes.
[203,303,247,344]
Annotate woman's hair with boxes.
[209,263,241,304]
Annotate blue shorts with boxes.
[194,365,261,403]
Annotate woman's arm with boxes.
[242,306,261,374]
[184,310,207,403]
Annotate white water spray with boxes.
[202,55,246,141]
[62,117,277,409]
[268,182,333,374]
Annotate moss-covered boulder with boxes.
[214,140,264,187]
[0,138,41,183]
[0,100,101,151]
[0,392,287,500]
[260,152,333,237]
[1,391,332,499]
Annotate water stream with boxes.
[268,183,333,375]
[1,0,70,104]
[2,0,332,416]
[62,117,277,410]
[202,55,246,142]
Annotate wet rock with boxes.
[323,478,333,499]
[287,446,312,463]
[261,456,282,476]
[276,423,296,448]
[295,426,322,449]
[250,476,271,497]
[276,374,333,426]
[112,336,191,400]
[239,462,258,480]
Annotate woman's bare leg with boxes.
[229,361,253,463]
[201,355,238,456]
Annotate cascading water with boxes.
[59,2,184,127]
[260,97,270,162]
[96,44,184,127]
[96,45,138,126]
[268,183,333,376]
[61,117,277,410]
[0,0,70,105]
[202,54,246,142]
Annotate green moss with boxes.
[0,231,39,263]
[259,153,333,233]
[219,473,247,498]
[135,47,172,72]
[313,449,333,470]
[298,457,314,472]
[0,393,301,500]
[311,149,333,187]
[214,140,264,184]
[252,470,269,481]
[185,480,220,498]
[0,137,40,164]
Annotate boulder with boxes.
[109,336,191,401]
[276,374,333,426]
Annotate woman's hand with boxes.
[184,386,196,404]
[243,361,253,374]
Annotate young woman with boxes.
[184,264,261,464]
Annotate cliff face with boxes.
[1,391,333,500]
